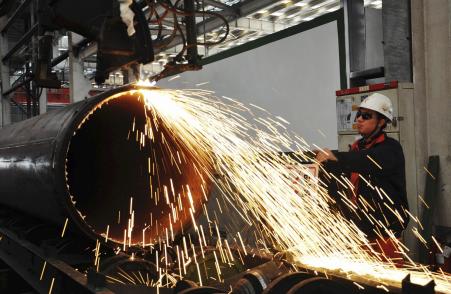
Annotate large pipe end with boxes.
[65,89,211,246]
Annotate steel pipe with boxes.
[0,84,211,245]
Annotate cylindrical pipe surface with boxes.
[0,85,210,245]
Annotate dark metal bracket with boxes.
[402,274,435,294]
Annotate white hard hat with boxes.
[359,93,393,122]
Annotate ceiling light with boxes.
[327,5,341,12]
[309,0,336,10]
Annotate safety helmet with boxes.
[359,93,393,122]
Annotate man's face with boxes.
[356,108,383,136]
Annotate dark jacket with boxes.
[324,133,409,239]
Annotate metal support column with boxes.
[30,0,39,117]
[0,16,11,127]
[39,88,47,114]
[184,0,200,65]
[382,0,412,82]
[342,0,366,87]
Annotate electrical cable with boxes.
[151,10,179,49]
[158,0,230,46]
[196,10,229,45]
[144,0,231,51]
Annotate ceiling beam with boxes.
[154,0,276,54]
[202,0,237,16]
[0,0,32,34]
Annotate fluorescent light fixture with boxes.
[286,13,299,19]
[309,0,337,10]
[327,5,340,12]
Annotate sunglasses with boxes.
[355,110,375,120]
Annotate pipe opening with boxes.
[66,91,208,245]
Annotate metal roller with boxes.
[0,84,211,246]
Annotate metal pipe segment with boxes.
[0,84,208,246]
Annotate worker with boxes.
[316,93,409,262]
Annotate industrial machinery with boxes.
[0,2,445,291]
[0,0,223,84]
[0,84,443,293]
[0,0,230,121]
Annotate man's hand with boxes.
[315,148,338,163]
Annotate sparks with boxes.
[76,85,450,293]
[135,87,450,292]
[61,218,68,238]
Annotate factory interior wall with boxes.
[158,11,344,151]
[411,0,451,233]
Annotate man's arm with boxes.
[332,142,403,176]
